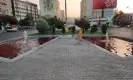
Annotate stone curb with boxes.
[0,36,62,63]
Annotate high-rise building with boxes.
[60,10,65,21]
[39,0,61,18]
[12,0,38,21]
[0,0,13,15]
[80,0,87,18]
[56,0,61,19]
[80,0,93,19]
[80,0,114,20]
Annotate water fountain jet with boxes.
[23,31,28,43]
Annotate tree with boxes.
[75,18,90,33]
[52,26,55,35]
[19,14,34,26]
[101,24,107,34]
[9,16,18,25]
[0,15,18,25]
[90,25,98,33]
[19,19,30,26]
[112,11,129,27]
[36,19,50,34]
[46,16,65,29]
[25,13,34,21]
[62,26,65,34]
[55,20,65,29]
[46,16,57,27]
[45,16,65,35]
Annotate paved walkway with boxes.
[0,35,133,80]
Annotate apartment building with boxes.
[12,0,38,21]
[0,0,13,15]
[39,0,61,18]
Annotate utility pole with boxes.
[11,0,15,16]
[101,8,104,18]
[65,0,67,23]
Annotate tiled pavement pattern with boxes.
[0,35,133,80]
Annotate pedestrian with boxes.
[78,28,83,41]
[72,26,76,37]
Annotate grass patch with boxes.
[84,31,103,35]
[29,30,103,36]
[29,30,77,36]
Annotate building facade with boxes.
[12,0,38,21]
[54,0,61,19]
[39,0,60,18]
[60,10,65,21]
[80,0,87,18]
[0,0,13,15]
[81,0,114,20]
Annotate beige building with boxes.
[0,0,13,15]
[56,0,61,19]
[39,0,60,18]
[80,0,114,20]
[12,0,38,21]
[80,0,87,19]
[60,10,65,21]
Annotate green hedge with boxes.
[36,19,50,34]
[90,25,98,33]
[101,24,108,34]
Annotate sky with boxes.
[23,0,133,17]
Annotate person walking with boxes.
[78,28,83,41]
[72,26,76,37]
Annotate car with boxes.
[6,27,18,32]
[89,18,107,26]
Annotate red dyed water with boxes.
[0,37,55,59]
[83,37,133,57]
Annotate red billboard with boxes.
[93,0,117,9]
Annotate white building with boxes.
[56,0,61,19]
[39,0,60,18]
[0,0,13,15]
[12,0,38,21]
[81,0,114,20]
[60,10,65,21]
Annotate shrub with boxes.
[62,27,65,34]
[75,18,90,31]
[55,20,65,29]
[36,19,50,34]
[0,15,18,25]
[46,16,65,29]
[101,24,108,34]
[90,25,98,33]
[51,26,56,35]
